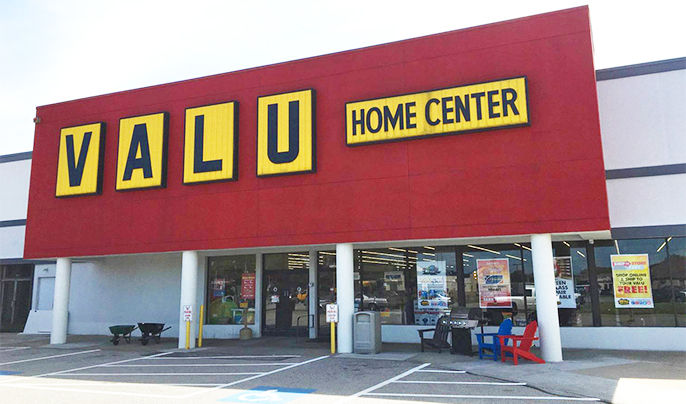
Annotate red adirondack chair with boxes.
[497,320,545,365]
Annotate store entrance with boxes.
[0,265,34,332]
[262,253,309,336]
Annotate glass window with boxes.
[551,242,593,327]
[412,247,456,326]
[317,251,336,336]
[206,255,256,325]
[594,238,674,327]
[358,248,414,325]
[668,237,686,326]
[463,244,528,326]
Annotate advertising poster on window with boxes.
[240,273,256,300]
[554,256,576,308]
[416,260,448,309]
[611,254,654,308]
[477,258,512,308]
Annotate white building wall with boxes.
[0,156,31,259]
[605,174,686,228]
[597,66,686,229]
[66,254,183,335]
[0,225,26,259]
[0,158,31,222]
[598,69,686,170]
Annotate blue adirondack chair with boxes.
[475,318,513,360]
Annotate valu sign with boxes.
[55,78,528,197]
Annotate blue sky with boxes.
[1,0,684,154]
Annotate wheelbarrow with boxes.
[137,323,171,345]
[108,325,137,345]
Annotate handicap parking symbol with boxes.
[219,386,316,403]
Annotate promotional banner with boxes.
[554,256,576,308]
[416,261,448,310]
[611,254,654,308]
[477,258,512,308]
[240,273,256,300]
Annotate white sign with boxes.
[326,304,338,323]
[183,305,192,322]
[554,256,576,309]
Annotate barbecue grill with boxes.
[448,307,486,355]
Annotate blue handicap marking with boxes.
[0,371,21,376]
[219,386,315,403]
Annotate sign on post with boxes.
[183,305,192,322]
[326,304,338,323]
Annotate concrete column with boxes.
[178,251,199,349]
[50,257,72,344]
[254,253,263,337]
[308,250,318,339]
[531,233,563,362]
[336,243,354,353]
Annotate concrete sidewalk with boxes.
[3,333,685,403]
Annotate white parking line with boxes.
[57,372,263,376]
[394,380,528,386]
[0,347,30,353]
[346,362,431,400]
[36,351,173,377]
[149,354,300,359]
[6,382,223,387]
[181,354,330,399]
[0,349,101,366]
[1,384,178,399]
[349,363,599,402]
[415,369,466,374]
[364,393,600,401]
[103,362,296,367]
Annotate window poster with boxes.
[415,261,448,325]
[477,258,512,308]
[554,256,576,308]
[611,254,654,308]
[241,273,256,300]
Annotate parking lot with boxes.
[0,334,619,404]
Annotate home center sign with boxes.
[54,78,528,197]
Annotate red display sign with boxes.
[241,273,256,300]
[24,7,609,259]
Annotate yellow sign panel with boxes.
[346,77,529,145]
[257,89,315,177]
[611,254,654,308]
[115,112,168,191]
[55,122,105,197]
[183,101,238,184]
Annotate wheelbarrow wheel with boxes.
[112,338,120,346]
[141,338,149,345]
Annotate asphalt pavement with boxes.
[1,333,684,404]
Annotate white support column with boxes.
[531,233,563,362]
[254,253,263,337]
[178,251,199,349]
[50,258,72,344]
[336,243,354,353]
[308,250,318,339]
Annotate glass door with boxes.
[317,251,336,339]
[263,253,309,336]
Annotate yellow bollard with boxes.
[330,322,336,354]
[185,320,190,350]
[198,304,204,348]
